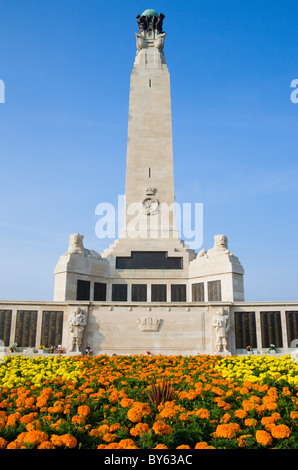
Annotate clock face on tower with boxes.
[142,196,160,215]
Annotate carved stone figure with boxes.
[65,233,102,259]
[68,307,87,353]
[153,13,165,33]
[136,15,148,32]
[207,234,234,257]
[66,233,85,256]
[212,308,230,353]
[154,33,166,52]
[135,33,147,54]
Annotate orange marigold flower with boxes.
[234,409,247,419]
[154,444,168,449]
[177,445,190,449]
[60,434,77,448]
[105,442,121,449]
[215,424,236,438]
[20,412,38,424]
[195,408,210,419]
[127,408,143,423]
[159,407,177,419]
[152,421,173,435]
[21,431,49,446]
[290,411,298,420]
[0,437,7,449]
[109,423,121,432]
[179,413,189,421]
[26,420,42,431]
[244,418,257,427]
[37,441,55,449]
[77,405,91,417]
[120,398,134,408]
[50,434,64,447]
[271,424,291,439]
[103,432,116,443]
[118,439,138,449]
[71,415,85,425]
[130,422,150,437]
[255,430,273,446]
[195,442,209,449]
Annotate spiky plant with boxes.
[146,377,174,406]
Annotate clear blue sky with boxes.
[0,0,297,301]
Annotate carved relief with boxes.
[143,187,160,215]
[212,307,230,353]
[137,316,162,332]
[68,307,87,353]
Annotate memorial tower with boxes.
[54,10,244,306]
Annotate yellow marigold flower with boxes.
[255,430,273,446]
[271,424,291,439]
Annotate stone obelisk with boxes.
[123,9,177,239]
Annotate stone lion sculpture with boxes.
[208,234,233,257]
[65,233,102,259]
[196,234,233,259]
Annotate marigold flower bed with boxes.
[0,354,297,449]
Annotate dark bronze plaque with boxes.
[15,311,37,347]
[94,282,107,301]
[192,283,204,302]
[132,284,147,302]
[234,312,257,349]
[207,280,222,301]
[285,311,298,347]
[116,251,183,270]
[41,311,64,347]
[171,284,186,302]
[151,284,167,302]
[0,310,12,346]
[260,311,283,348]
[112,284,127,301]
[76,280,91,301]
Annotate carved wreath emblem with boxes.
[142,196,160,215]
